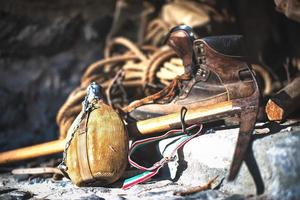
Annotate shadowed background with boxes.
[1,0,299,152]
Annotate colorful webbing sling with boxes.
[122,120,203,189]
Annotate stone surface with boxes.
[1,122,299,199]
[158,121,300,200]
[0,188,32,200]
[0,174,244,200]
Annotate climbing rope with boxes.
[56,37,182,139]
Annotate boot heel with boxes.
[228,90,259,181]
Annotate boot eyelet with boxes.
[200,47,205,54]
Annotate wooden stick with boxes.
[0,139,65,165]
[266,75,300,121]
[129,101,238,136]
[0,101,237,165]
[12,167,63,175]
[173,176,219,196]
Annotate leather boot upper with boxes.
[126,27,257,121]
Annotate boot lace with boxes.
[123,72,192,113]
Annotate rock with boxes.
[184,190,230,200]
[13,174,30,182]
[158,121,300,200]
[79,194,105,200]
[265,132,300,199]
[0,190,33,200]
[223,194,246,200]
[0,187,16,195]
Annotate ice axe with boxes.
[0,97,255,181]
[0,100,234,164]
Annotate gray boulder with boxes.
[158,122,300,200]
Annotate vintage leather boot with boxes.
[123,25,260,182]
[124,25,259,122]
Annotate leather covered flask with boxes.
[59,82,128,186]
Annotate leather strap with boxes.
[77,112,94,181]
[123,123,203,190]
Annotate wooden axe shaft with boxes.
[266,75,300,121]
[0,139,65,165]
[0,101,237,165]
[128,101,237,136]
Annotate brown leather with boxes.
[201,35,246,57]
[229,84,259,180]
[65,100,128,186]
[126,27,257,121]
[196,39,256,99]
[166,25,197,74]
[77,113,93,181]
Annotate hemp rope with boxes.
[56,36,271,139]
[56,37,180,139]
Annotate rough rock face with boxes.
[0,174,240,200]
[0,0,115,151]
[158,121,300,200]
[1,123,299,199]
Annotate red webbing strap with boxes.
[122,123,203,189]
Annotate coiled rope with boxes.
[56,37,181,139]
